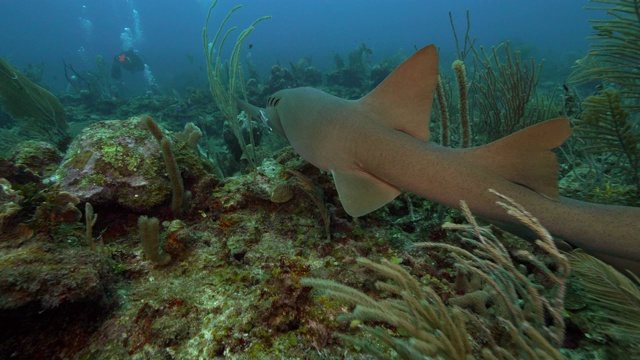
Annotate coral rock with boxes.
[51,117,171,212]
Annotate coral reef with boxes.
[0,239,117,357]
[8,141,63,177]
[0,178,23,231]
[302,192,568,359]
[1,9,638,358]
[265,64,295,94]
[51,116,214,213]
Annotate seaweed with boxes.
[302,191,568,359]
[569,249,640,352]
[576,90,640,198]
[202,0,270,170]
[0,56,67,146]
[570,0,640,110]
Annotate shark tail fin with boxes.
[359,44,439,141]
[467,118,572,199]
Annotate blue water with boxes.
[0,0,592,95]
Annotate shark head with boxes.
[236,95,284,137]
[262,92,285,132]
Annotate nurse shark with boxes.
[237,45,640,273]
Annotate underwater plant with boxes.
[569,0,640,203]
[568,0,640,201]
[303,257,472,360]
[570,0,640,110]
[471,42,544,142]
[142,115,188,215]
[437,13,549,149]
[569,249,640,352]
[452,59,470,148]
[202,0,270,170]
[575,90,640,199]
[302,191,568,359]
[138,215,172,265]
[0,56,67,146]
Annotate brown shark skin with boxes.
[354,120,640,273]
[237,45,640,274]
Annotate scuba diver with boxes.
[111,49,144,79]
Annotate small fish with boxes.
[248,43,253,49]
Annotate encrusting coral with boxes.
[52,115,214,213]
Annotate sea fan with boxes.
[569,249,640,350]
[570,0,640,110]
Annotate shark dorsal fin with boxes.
[331,45,439,217]
[467,118,573,199]
[359,44,439,142]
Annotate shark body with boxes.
[238,45,640,273]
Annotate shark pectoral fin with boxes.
[469,118,572,199]
[332,170,401,217]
